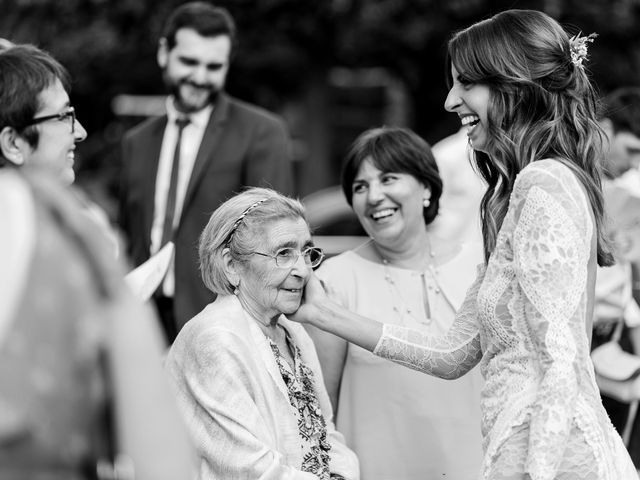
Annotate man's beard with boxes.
[165,75,221,113]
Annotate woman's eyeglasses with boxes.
[21,107,76,133]
[250,246,325,268]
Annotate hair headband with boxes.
[225,198,268,245]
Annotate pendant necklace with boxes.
[376,238,438,325]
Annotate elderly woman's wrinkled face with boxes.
[238,216,313,322]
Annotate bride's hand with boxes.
[289,273,328,325]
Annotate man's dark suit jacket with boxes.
[119,93,293,334]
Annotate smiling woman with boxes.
[291,10,639,480]
[306,126,484,479]
[0,44,87,185]
[165,187,359,480]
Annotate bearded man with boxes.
[119,2,294,344]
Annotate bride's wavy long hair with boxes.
[447,9,613,266]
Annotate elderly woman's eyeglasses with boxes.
[21,107,76,133]
[251,247,325,268]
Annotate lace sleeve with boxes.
[511,164,590,479]
[372,264,484,379]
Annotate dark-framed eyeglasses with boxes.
[21,107,76,133]
[250,246,325,269]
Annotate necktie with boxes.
[160,116,190,247]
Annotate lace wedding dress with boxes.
[374,160,638,480]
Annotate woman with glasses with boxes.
[0,44,87,186]
[165,187,359,480]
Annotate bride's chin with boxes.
[470,140,490,154]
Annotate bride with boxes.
[291,9,638,480]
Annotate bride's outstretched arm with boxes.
[292,269,484,379]
[374,266,484,379]
[292,275,384,351]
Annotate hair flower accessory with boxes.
[569,32,597,69]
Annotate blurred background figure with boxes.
[0,169,194,480]
[118,1,294,345]
[308,127,483,479]
[593,86,640,467]
[600,87,640,178]
[430,126,485,245]
[166,187,359,479]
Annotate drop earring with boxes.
[423,198,431,208]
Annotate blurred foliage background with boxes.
[2,0,640,218]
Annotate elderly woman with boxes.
[165,187,359,480]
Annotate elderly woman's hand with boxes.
[288,273,330,325]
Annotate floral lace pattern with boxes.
[375,261,485,380]
[268,336,332,479]
[374,160,638,479]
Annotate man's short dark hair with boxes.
[601,87,640,138]
[162,2,237,54]
[0,44,70,150]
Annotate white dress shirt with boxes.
[150,98,213,296]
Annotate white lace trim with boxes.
[372,160,637,478]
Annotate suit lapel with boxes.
[141,116,168,250]
[181,94,231,218]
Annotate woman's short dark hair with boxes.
[341,126,442,225]
[0,44,70,152]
